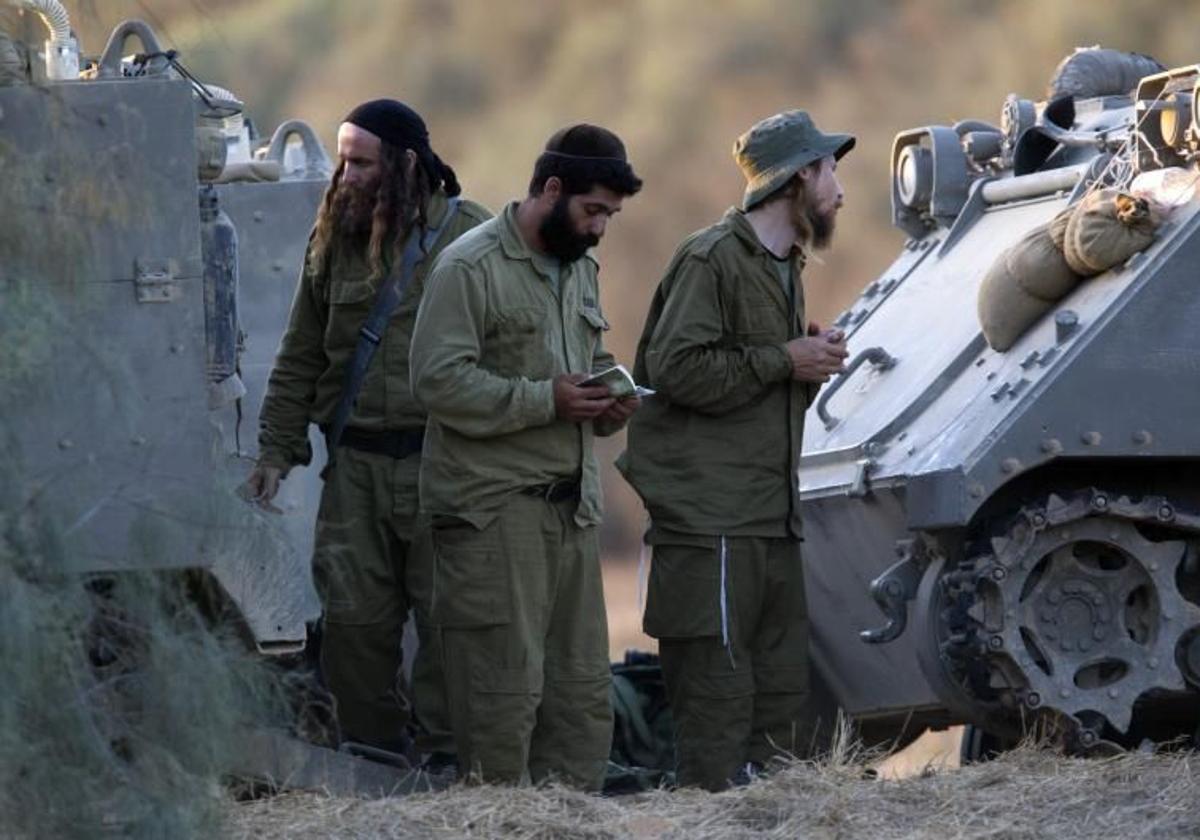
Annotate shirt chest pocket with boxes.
[484,306,555,378]
[578,305,609,358]
[732,295,788,344]
[325,280,375,352]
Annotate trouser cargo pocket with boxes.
[431,517,510,628]
[643,542,723,640]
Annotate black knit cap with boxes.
[343,98,461,196]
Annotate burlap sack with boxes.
[1048,205,1072,251]
[1063,189,1158,276]
[978,223,1080,351]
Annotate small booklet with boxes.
[581,364,655,398]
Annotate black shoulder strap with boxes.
[324,198,461,460]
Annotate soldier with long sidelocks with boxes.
[246,99,492,764]
[618,110,853,790]
[409,125,643,788]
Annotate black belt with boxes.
[327,425,425,460]
[519,478,581,503]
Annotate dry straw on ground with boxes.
[230,744,1199,840]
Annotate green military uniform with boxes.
[616,207,815,789]
[409,202,622,789]
[258,190,491,752]
[618,109,854,790]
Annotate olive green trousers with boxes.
[430,493,612,789]
[312,447,451,755]
[644,535,812,791]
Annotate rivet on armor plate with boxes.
[1000,458,1020,474]
[1081,431,1102,446]
[1148,658,1159,669]
[1132,430,1153,445]
[253,211,265,223]
[1040,438,1062,454]
[968,482,985,499]
[57,438,73,450]
[1060,688,1071,698]
[1108,688,1119,698]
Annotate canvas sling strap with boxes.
[323,198,461,464]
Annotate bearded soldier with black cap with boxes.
[410,124,642,788]
[617,110,854,791]
[245,100,491,767]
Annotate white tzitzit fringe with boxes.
[720,535,735,668]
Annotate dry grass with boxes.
[229,744,1200,840]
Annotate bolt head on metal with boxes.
[1025,692,1041,708]
[989,635,1004,650]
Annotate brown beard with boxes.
[308,145,434,281]
[789,186,836,251]
[330,177,379,241]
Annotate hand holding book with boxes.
[579,364,655,398]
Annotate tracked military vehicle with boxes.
[0,5,432,793]
[804,48,1200,754]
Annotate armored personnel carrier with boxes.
[803,48,1200,754]
[0,5,427,793]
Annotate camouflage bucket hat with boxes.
[734,110,855,210]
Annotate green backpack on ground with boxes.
[604,650,676,794]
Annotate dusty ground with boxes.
[228,563,1195,838]
[229,744,1199,839]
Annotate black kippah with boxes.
[343,98,462,196]
[544,123,630,161]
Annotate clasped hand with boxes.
[784,323,849,383]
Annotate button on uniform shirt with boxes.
[410,202,624,529]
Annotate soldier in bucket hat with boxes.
[617,110,854,790]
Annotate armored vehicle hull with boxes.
[804,50,1200,750]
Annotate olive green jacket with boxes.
[617,207,815,540]
[410,202,623,529]
[258,191,492,471]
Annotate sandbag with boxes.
[1063,189,1158,276]
[1048,205,1072,251]
[978,223,1079,351]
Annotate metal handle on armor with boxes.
[97,19,164,79]
[265,120,334,180]
[815,346,899,431]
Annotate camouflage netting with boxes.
[0,499,294,839]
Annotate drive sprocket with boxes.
[949,490,1200,738]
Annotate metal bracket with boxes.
[860,536,930,644]
[134,258,180,303]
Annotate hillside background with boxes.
[64,0,1200,646]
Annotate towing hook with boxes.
[860,537,928,644]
